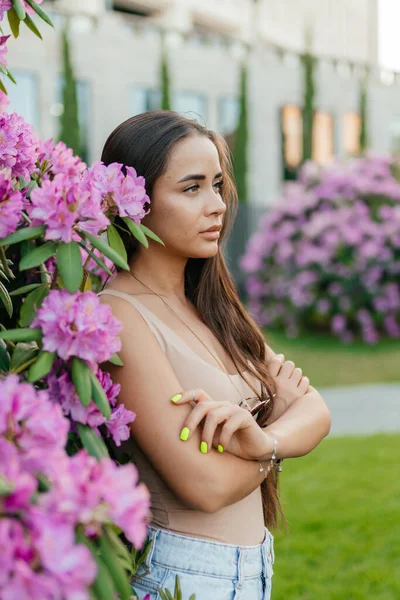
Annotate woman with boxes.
[98,110,331,600]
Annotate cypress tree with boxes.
[160,43,171,111]
[359,78,368,152]
[58,26,81,156]
[301,29,315,162]
[233,62,248,203]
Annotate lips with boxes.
[201,225,222,233]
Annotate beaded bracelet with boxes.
[258,437,278,479]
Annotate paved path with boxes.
[320,383,400,437]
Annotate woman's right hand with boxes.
[268,353,310,410]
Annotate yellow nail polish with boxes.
[218,444,224,453]
[171,394,182,403]
[180,427,190,441]
[200,441,208,454]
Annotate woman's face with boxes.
[141,134,227,259]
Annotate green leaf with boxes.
[25,0,54,27]
[0,247,13,279]
[19,241,58,271]
[0,78,7,94]
[5,67,16,85]
[140,224,165,246]
[175,575,182,600]
[10,341,37,371]
[56,241,83,293]
[11,0,26,20]
[122,217,148,248]
[76,533,116,600]
[7,7,20,36]
[71,357,92,407]
[79,231,129,271]
[27,350,56,382]
[0,327,42,342]
[79,243,113,277]
[19,284,48,327]
[107,224,127,263]
[133,539,151,571]
[189,595,196,600]
[23,12,42,39]
[0,225,46,247]
[9,283,45,296]
[90,370,111,419]
[0,280,12,317]
[98,535,132,600]
[108,353,124,366]
[0,339,10,371]
[104,528,134,575]
[77,423,109,459]
[158,590,168,600]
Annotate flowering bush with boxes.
[0,5,169,598]
[241,155,400,343]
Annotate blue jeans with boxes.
[131,526,275,600]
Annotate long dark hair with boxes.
[101,110,283,528]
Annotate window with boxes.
[343,112,361,156]
[174,91,207,124]
[312,110,334,165]
[53,77,91,163]
[6,70,39,131]
[131,87,161,115]
[280,104,302,180]
[218,97,239,150]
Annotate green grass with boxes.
[272,434,400,600]
[264,329,400,388]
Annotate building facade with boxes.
[6,0,396,225]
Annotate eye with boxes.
[183,184,200,194]
[213,181,224,193]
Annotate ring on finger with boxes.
[191,389,197,402]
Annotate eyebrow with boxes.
[177,172,223,183]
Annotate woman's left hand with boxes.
[171,388,272,460]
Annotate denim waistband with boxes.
[145,526,275,580]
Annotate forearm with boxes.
[214,387,331,510]
[211,452,267,510]
[260,386,331,459]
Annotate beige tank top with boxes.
[98,289,265,545]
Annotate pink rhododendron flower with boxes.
[37,139,86,181]
[40,451,150,549]
[46,364,135,446]
[0,112,39,180]
[32,516,97,598]
[0,0,43,20]
[0,34,10,66]
[28,173,109,243]
[0,88,9,112]
[86,161,151,222]
[0,438,37,511]
[31,289,122,366]
[0,375,149,598]
[242,154,400,343]
[0,375,68,478]
[0,1,11,21]
[0,174,23,238]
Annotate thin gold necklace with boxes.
[127,270,268,417]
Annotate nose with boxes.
[205,188,227,217]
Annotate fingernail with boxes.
[200,441,208,454]
[218,444,224,453]
[171,394,182,403]
[180,427,190,441]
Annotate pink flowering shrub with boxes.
[0,376,150,600]
[241,155,400,343]
[0,7,169,597]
